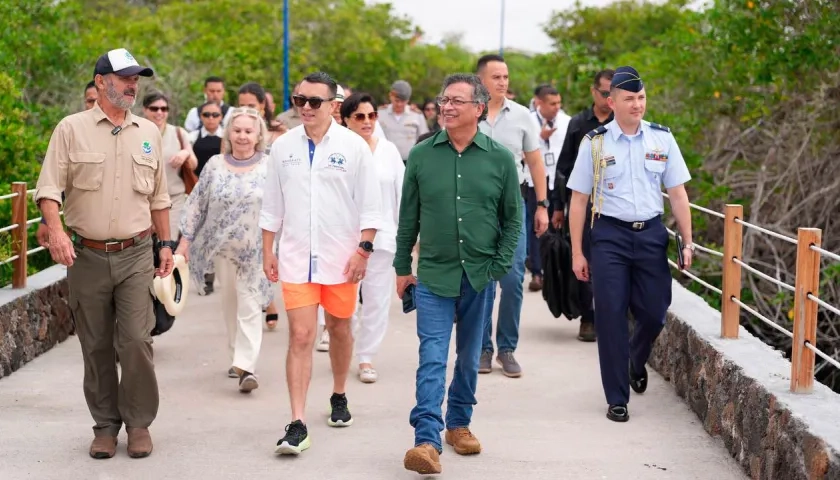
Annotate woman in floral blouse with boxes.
[176,107,273,394]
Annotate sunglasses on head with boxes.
[351,112,378,122]
[147,106,168,112]
[202,112,222,118]
[292,95,333,109]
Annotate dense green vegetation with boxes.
[1,0,838,386]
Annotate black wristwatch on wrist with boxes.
[536,198,550,209]
[359,241,374,253]
[157,240,178,251]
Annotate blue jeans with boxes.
[482,198,527,354]
[410,273,493,451]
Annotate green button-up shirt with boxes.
[394,129,523,298]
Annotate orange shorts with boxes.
[281,282,358,319]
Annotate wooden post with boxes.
[10,182,28,289]
[790,227,821,393]
[720,204,743,338]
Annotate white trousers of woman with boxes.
[351,250,395,364]
[215,257,263,374]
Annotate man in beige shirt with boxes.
[34,48,174,460]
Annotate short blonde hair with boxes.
[221,107,269,154]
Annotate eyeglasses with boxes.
[351,112,378,122]
[435,96,477,107]
[201,112,222,118]
[147,106,169,112]
[292,95,334,109]
[596,89,610,98]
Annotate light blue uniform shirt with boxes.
[566,119,691,222]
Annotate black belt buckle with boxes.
[631,221,645,231]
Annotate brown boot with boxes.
[528,275,543,292]
[577,322,596,342]
[403,443,442,474]
[445,427,481,455]
[126,427,153,458]
[89,436,117,459]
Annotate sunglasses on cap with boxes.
[292,95,334,109]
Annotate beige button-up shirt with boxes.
[34,103,171,241]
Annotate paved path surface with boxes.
[0,280,746,480]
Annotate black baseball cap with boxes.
[93,48,154,79]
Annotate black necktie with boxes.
[546,119,554,149]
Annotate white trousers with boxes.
[351,250,395,364]
[215,257,263,374]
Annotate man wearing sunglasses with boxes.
[260,71,382,456]
[551,68,615,343]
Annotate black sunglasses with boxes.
[292,95,333,109]
[147,106,169,112]
[596,89,610,98]
[202,112,222,118]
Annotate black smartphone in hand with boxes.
[676,233,685,270]
[402,283,417,314]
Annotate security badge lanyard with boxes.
[535,113,555,167]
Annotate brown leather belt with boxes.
[72,227,152,253]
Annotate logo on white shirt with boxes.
[283,153,302,167]
[327,153,347,172]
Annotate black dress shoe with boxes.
[630,364,648,394]
[607,404,629,422]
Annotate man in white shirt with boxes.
[524,85,570,291]
[259,71,382,456]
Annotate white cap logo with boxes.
[108,48,140,71]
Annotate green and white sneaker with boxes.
[328,393,353,427]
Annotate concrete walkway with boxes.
[0,279,746,480]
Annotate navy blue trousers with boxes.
[589,216,671,406]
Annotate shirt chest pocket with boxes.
[644,159,666,186]
[131,154,158,195]
[601,157,625,180]
[68,152,106,191]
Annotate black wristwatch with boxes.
[536,198,550,209]
[359,241,374,253]
[158,240,178,251]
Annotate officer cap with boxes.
[611,66,644,93]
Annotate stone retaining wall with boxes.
[0,265,73,379]
[652,282,840,480]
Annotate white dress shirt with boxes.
[259,120,383,285]
[373,120,387,140]
[369,138,405,253]
[524,110,571,190]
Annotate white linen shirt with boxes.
[259,120,383,285]
[524,110,571,190]
[370,138,405,253]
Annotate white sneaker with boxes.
[316,330,330,352]
[359,367,378,383]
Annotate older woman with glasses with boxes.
[142,92,197,238]
[176,107,274,393]
[339,92,405,383]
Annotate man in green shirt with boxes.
[394,73,522,475]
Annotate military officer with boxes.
[566,66,694,423]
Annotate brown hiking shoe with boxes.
[126,427,153,458]
[577,322,596,342]
[404,443,442,474]
[89,435,117,459]
[445,427,481,455]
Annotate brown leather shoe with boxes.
[403,443,442,474]
[578,322,596,342]
[445,427,481,455]
[89,436,117,459]
[126,427,153,458]
[528,275,543,292]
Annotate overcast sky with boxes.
[369,0,618,54]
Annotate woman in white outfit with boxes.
[340,92,405,383]
[176,107,274,393]
[142,92,197,238]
